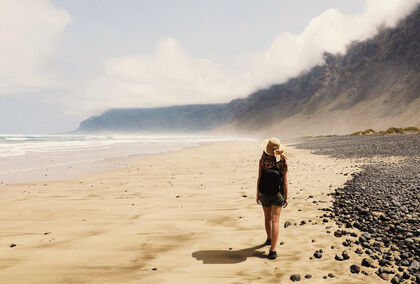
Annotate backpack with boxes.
[259,166,283,195]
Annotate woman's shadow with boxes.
[192,244,266,264]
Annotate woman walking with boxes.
[256,138,288,260]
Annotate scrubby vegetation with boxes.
[350,126,419,136]
[306,126,419,139]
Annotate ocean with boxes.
[0,134,256,185]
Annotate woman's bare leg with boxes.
[270,205,282,252]
[262,206,272,240]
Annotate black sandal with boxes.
[267,250,277,260]
[264,238,271,246]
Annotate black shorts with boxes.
[260,192,285,207]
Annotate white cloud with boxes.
[74,38,250,115]
[77,0,419,116]
[246,0,420,88]
[0,0,70,93]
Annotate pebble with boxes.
[342,251,350,260]
[408,260,419,271]
[290,274,301,282]
[297,134,420,272]
[379,273,389,281]
[390,275,400,284]
[284,221,292,228]
[9,244,16,248]
[355,248,363,254]
[304,274,312,279]
[350,264,360,274]
[362,258,372,267]
[314,251,322,259]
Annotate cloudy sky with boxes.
[0,0,419,133]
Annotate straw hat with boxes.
[261,137,281,156]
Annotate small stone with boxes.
[242,195,247,198]
[152,268,157,271]
[342,251,350,260]
[401,259,410,266]
[323,276,327,279]
[379,273,389,281]
[408,260,419,271]
[328,273,335,278]
[9,244,16,248]
[362,258,372,267]
[402,271,410,279]
[284,221,292,228]
[355,248,363,254]
[290,274,301,281]
[350,264,360,274]
[335,254,344,261]
[314,251,322,259]
[280,242,285,245]
[390,276,400,284]
[304,274,312,279]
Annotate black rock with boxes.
[402,271,410,279]
[362,258,372,267]
[335,254,344,261]
[284,221,292,228]
[350,264,361,274]
[390,275,400,284]
[401,259,410,266]
[328,273,335,278]
[314,251,322,259]
[9,244,16,248]
[342,251,350,260]
[290,274,301,281]
[355,248,363,254]
[304,274,312,279]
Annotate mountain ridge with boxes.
[77,6,420,136]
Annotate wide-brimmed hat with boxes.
[261,137,281,156]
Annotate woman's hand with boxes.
[283,198,288,208]
[256,193,261,205]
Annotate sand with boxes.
[0,142,382,283]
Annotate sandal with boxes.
[267,250,277,260]
[264,238,271,246]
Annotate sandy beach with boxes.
[0,141,383,283]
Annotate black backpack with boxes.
[259,166,283,195]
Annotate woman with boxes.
[256,137,288,260]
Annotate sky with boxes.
[0,0,419,134]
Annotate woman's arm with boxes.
[282,158,288,208]
[256,159,262,204]
[282,172,288,208]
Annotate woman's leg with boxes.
[270,205,282,252]
[262,205,272,240]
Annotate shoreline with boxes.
[0,140,382,283]
[0,138,256,186]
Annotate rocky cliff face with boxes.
[78,104,233,133]
[77,6,420,136]
[224,5,420,136]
